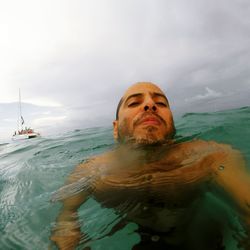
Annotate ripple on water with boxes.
[0,115,249,249]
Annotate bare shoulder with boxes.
[177,139,230,151]
[189,141,250,227]
[175,139,247,171]
[67,151,113,183]
[77,150,113,168]
[178,139,241,155]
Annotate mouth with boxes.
[138,116,161,126]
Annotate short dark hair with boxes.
[115,97,124,120]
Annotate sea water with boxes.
[0,107,249,250]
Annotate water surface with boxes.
[0,107,249,250]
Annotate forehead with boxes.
[123,83,165,99]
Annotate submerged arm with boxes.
[209,144,250,231]
[50,162,93,250]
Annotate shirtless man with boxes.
[51,82,250,250]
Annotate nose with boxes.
[144,98,157,112]
[144,105,157,112]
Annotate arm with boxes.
[208,144,250,231]
[50,191,87,250]
[50,162,92,250]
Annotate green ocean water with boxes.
[0,106,249,250]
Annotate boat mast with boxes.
[18,88,24,131]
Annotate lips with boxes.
[139,116,161,126]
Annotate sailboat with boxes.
[12,89,40,140]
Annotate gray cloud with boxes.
[185,87,222,103]
[1,0,250,140]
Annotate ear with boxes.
[113,120,118,140]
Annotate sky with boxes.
[1,0,250,141]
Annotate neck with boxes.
[114,139,175,164]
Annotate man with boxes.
[51,82,250,250]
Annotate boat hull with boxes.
[12,133,40,141]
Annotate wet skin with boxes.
[113,82,175,144]
[50,83,250,250]
[69,140,249,249]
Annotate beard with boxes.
[129,126,166,145]
[117,112,176,145]
[118,123,175,146]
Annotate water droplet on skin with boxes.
[218,165,225,171]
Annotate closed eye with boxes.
[128,102,140,107]
[156,102,167,107]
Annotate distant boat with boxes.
[12,89,40,141]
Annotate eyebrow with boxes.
[124,93,143,104]
[124,92,169,105]
[152,92,169,105]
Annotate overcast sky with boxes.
[1,0,250,141]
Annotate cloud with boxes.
[32,116,67,126]
[185,87,223,103]
[24,98,63,108]
[2,118,16,123]
[0,0,250,140]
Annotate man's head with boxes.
[113,82,175,145]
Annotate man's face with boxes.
[113,83,175,145]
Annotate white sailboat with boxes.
[12,89,40,140]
